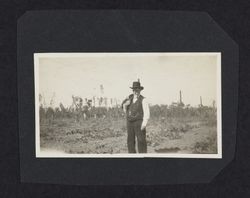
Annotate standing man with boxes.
[122,80,150,153]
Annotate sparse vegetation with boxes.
[40,103,217,154]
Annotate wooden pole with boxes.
[179,90,182,104]
[200,96,203,107]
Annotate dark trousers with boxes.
[127,120,147,153]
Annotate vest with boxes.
[127,95,144,122]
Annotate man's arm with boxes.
[121,95,132,113]
[141,98,150,130]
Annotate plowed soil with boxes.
[40,117,217,154]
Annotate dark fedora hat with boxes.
[130,81,144,90]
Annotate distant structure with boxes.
[90,84,120,109]
[199,96,203,107]
[170,90,185,108]
[99,84,106,108]
[39,93,47,108]
[39,92,55,109]
[49,92,56,108]
[39,94,45,108]
[212,100,215,108]
[39,84,121,110]
[178,90,185,107]
[180,90,182,104]
[100,84,104,95]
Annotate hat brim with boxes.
[130,86,144,90]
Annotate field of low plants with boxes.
[40,104,217,154]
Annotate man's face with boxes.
[133,88,141,97]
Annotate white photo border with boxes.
[34,52,222,159]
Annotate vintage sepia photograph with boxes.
[34,53,221,158]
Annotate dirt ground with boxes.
[40,116,217,155]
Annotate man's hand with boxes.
[141,124,146,131]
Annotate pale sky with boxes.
[37,53,219,107]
